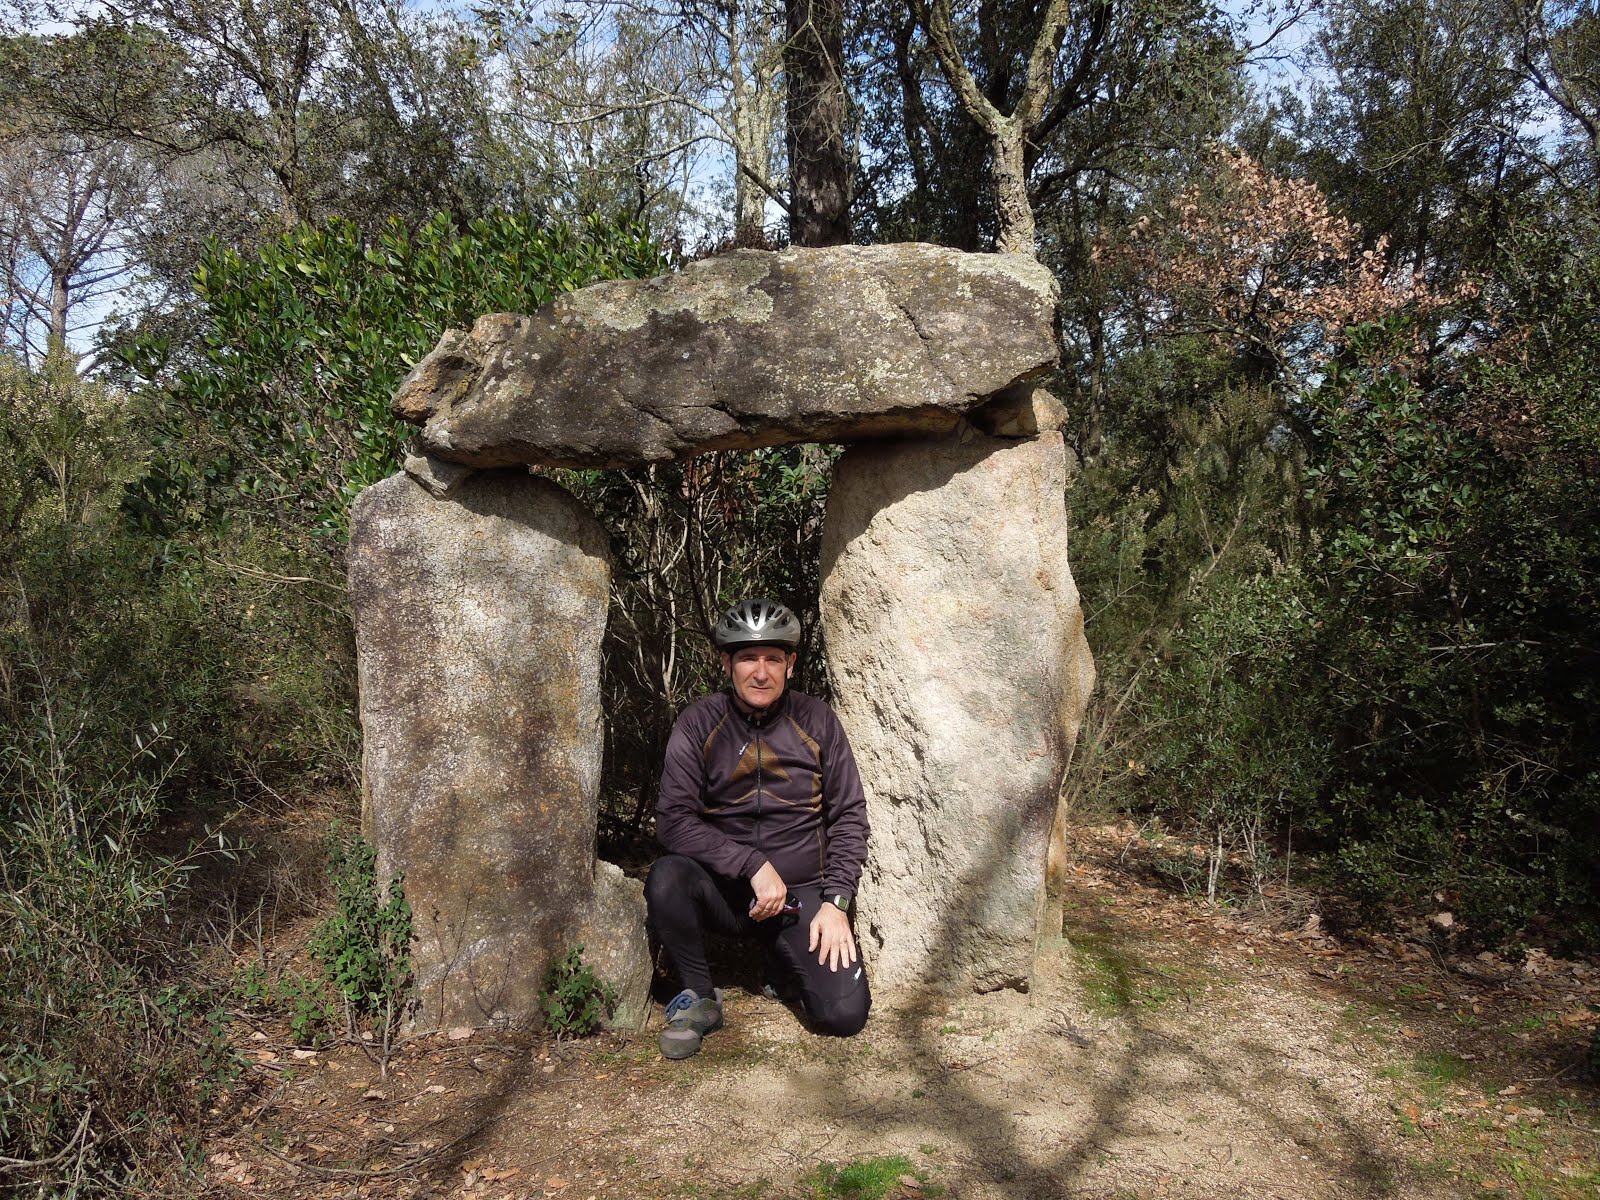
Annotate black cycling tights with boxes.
[645,854,871,1037]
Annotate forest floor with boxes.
[200,823,1600,1200]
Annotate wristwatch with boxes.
[825,893,851,912]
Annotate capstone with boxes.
[392,244,1059,469]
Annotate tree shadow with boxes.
[788,815,1408,1198]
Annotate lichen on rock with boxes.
[561,253,775,332]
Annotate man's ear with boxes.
[786,652,798,679]
[720,651,733,674]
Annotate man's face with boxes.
[722,645,797,711]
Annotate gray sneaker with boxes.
[659,988,724,1059]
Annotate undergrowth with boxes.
[0,352,362,1194]
[542,945,618,1038]
[0,688,237,1195]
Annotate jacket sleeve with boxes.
[655,709,767,880]
[818,708,870,901]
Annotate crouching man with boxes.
[645,596,871,1059]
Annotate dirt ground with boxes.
[202,825,1600,1200]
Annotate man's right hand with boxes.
[748,861,788,921]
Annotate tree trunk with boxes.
[990,120,1034,255]
[727,0,785,242]
[912,0,1069,259]
[785,0,851,246]
[732,101,779,238]
[49,266,70,357]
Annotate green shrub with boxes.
[1290,302,1600,943]
[1092,565,1327,904]
[119,210,667,534]
[278,971,342,1049]
[231,959,272,1009]
[540,946,617,1039]
[307,825,413,1041]
[2,518,358,817]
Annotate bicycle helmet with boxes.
[712,596,802,653]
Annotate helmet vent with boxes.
[712,596,801,652]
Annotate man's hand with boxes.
[808,903,857,971]
[748,861,788,921]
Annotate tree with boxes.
[16,0,500,237]
[1297,0,1544,287]
[0,110,154,366]
[785,0,850,245]
[0,3,525,364]
[849,0,991,248]
[849,0,1241,397]
[498,0,790,239]
[1500,0,1600,182]
[910,0,1070,254]
[1122,148,1466,392]
[871,0,1238,258]
[490,4,715,235]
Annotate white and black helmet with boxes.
[712,596,801,653]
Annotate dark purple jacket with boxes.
[655,688,869,902]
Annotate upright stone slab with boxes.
[820,430,1096,993]
[348,470,649,1031]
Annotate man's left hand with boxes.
[808,903,857,972]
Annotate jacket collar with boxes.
[723,684,791,728]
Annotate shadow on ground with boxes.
[206,824,1600,1200]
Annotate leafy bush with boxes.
[119,210,667,533]
[8,528,354,802]
[278,971,342,1049]
[307,825,413,1048]
[1124,568,1329,901]
[540,946,617,1039]
[1288,292,1600,942]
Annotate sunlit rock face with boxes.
[348,470,648,1032]
[821,429,1096,994]
[391,243,1059,469]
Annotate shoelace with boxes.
[663,990,697,1021]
